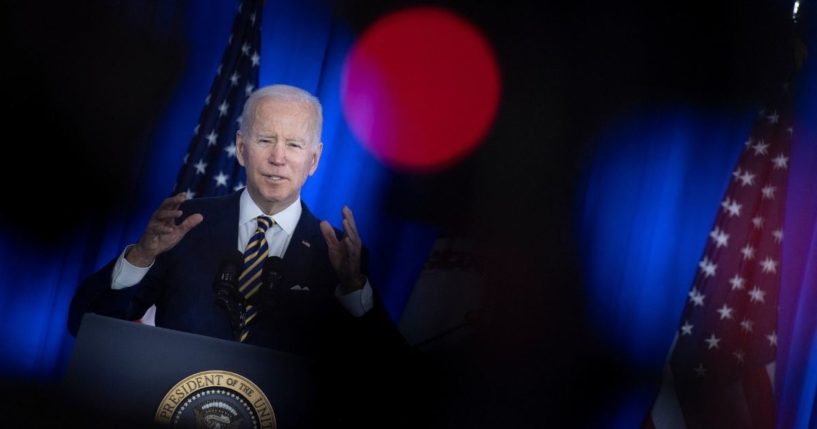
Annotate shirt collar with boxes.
[239,189,301,237]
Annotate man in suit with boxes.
[69,84,419,427]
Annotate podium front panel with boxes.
[61,314,316,428]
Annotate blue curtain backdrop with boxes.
[577,106,752,426]
[777,9,817,428]
[579,98,816,428]
[0,0,437,382]
[577,5,817,426]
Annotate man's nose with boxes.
[268,143,285,164]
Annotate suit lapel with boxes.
[202,191,243,263]
[283,202,322,280]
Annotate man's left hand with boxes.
[320,206,365,294]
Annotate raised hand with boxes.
[126,193,204,267]
[320,206,365,294]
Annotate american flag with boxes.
[646,85,794,428]
[173,0,263,199]
[138,0,262,327]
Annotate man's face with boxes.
[236,97,322,214]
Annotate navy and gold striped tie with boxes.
[238,215,273,342]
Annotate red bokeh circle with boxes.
[341,7,501,171]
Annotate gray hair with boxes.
[239,84,323,145]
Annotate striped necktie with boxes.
[238,215,273,342]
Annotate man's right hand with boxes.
[126,193,204,267]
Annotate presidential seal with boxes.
[155,370,276,429]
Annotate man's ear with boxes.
[309,142,323,176]
[235,131,246,167]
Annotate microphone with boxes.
[257,256,284,312]
[213,258,243,340]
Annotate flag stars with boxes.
[752,217,764,229]
[176,2,258,207]
[183,153,189,164]
[766,111,780,124]
[786,126,793,136]
[738,170,756,186]
[716,304,734,320]
[225,143,236,158]
[772,153,789,169]
[699,257,717,278]
[740,319,754,333]
[732,167,743,180]
[694,363,707,378]
[748,286,766,304]
[206,131,218,146]
[681,321,694,336]
[704,333,721,350]
[761,185,776,199]
[721,198,742,217]
[214,171,229,187]
[751,140,769,155]
[741,244,756,260]
[729,274,745,290]
[193,159,207,175]
[760,257,778,274]
[766,331,777,347]
[709,227,730,248]
[773,229,783,243]
[689,287,705,307]
[733,350,746,363]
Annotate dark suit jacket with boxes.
[69,190,404,358]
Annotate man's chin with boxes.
[260,192,297,209]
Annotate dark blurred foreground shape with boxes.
[344,0,797,427]
[1,0,185,242]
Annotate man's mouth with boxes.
[263,174,287,182]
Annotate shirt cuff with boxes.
[335,278,374,317]
[111,245,153,290]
